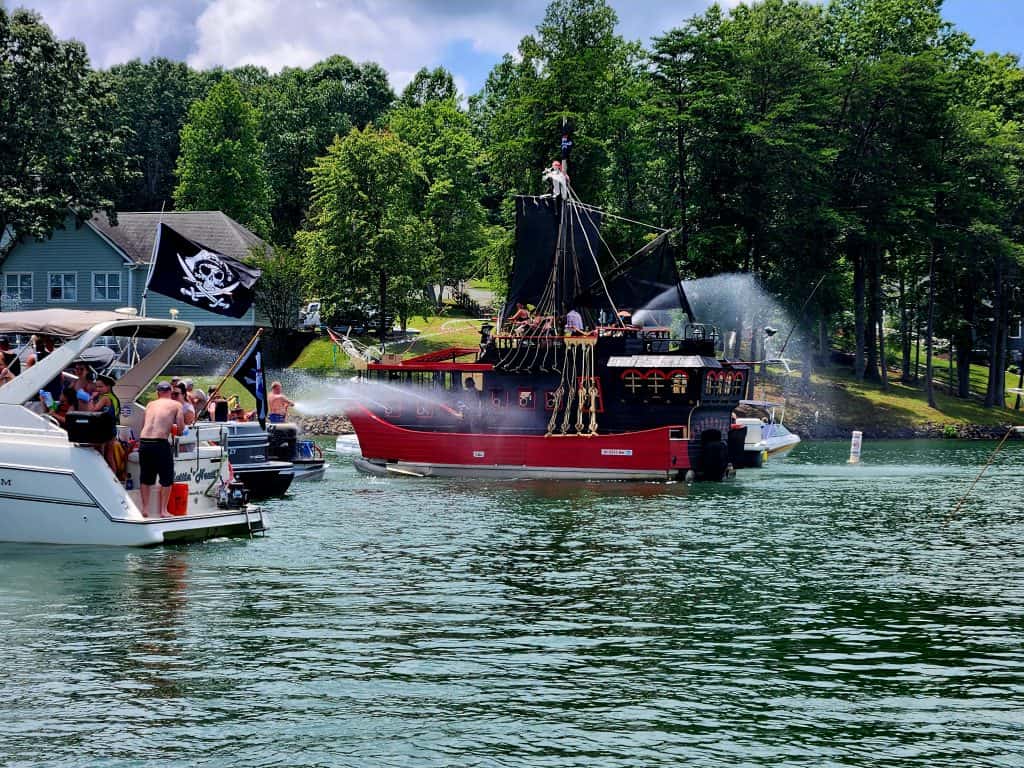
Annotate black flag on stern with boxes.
[148,223,260,318]
[233,339,267,428]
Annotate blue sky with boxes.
[12,0,1024,96]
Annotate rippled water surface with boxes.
[2,439,1023,767]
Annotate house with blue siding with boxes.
[0,211,268,328]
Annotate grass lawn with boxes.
[291,309,485,373]
[759,362,1021,430]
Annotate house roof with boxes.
[88,211,269,265]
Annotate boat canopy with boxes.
[0,309,133,338]
[0,309,176,339]
[738,399,785,409]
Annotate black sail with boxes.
[502,196,602,325]
[577,230,694,325]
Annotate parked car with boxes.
[298,301,321,330]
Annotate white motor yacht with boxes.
[0,309,268,546]
[734,399,802,468]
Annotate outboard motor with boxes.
[267,423,299,461]
[217,481,250,510]
[699,428,729,481]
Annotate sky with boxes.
[7,0,1024,97]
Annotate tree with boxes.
[389,98,487,298]
[399,67,457,107]
[173,76,271,236]
[254,56,395,241]
[103,58,212,211]
[0,9,135,250]
[297,127,439,342]
[250,245,303,333]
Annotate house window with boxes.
[3,273,32,303]
[48,272,77,302]
[92,272,121,302]
[1011,320,1023,340]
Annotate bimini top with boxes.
[0,309,148,338]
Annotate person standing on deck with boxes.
[138,381,184,518]
[268,381,294,424]
[565,308,584,335]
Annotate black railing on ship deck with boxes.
[489,322,722,357]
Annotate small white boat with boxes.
[333,433,361,455]
[0,309,268,546]
[734,399,802,467]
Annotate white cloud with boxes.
[16,0,739,91]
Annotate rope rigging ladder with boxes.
[546,336,599,437]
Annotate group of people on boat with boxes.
[0,333,58,383]
[0,330,299,517]
[506,302,636,338]
[508,302,589,337]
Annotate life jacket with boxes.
[102,392,121,424]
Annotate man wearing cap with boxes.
[138,381,184,518]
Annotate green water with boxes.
[1,439,1022,767]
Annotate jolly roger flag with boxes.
[233,338,268,428]
[147,223,260,318]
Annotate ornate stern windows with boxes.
[703,370,745,404]
[620,369,689,404]
[518,389,535,409]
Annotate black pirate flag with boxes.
[147,223,260,318]
[232,337,268,427]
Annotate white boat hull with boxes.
[735,417,802,465]
[0,418,269,547]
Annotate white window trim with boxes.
[3,272,33,302]
[47,271,78,303]
[91,271,122,302]
[1010,319,1023,341]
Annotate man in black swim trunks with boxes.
[138,380,184,518]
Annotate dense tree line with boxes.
[1,0,1022,407]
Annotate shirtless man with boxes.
[268,381,294,424]
[138,381,184,518]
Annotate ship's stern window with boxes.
[670,372,688,395]
[645,371,667,397]
[518,389,535,409]
[621,370,643,394]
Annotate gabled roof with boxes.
[88,211,269,265]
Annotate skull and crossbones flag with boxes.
[147,223,260,318]
[232,338,268,428]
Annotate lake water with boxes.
[1,439,1022,767]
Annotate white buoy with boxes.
[848,430,863,464]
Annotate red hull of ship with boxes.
[347,407,694,480]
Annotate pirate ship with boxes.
[343,157,751,481]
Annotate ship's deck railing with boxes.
[488,321,722,357]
